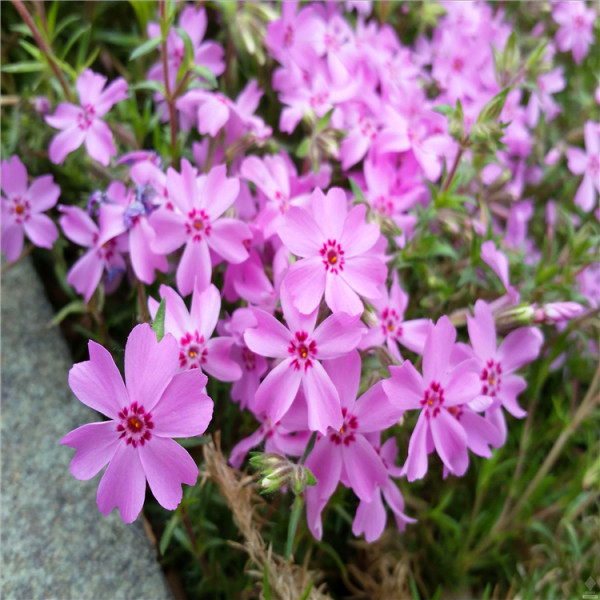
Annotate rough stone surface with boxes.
[1,258,173,600]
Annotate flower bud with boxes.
[533,302,585,324]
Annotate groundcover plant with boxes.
[2,1,599,597]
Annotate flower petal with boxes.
[69,339,128,418]
[430,409,468,476]
[404,411,430,482]
[204,337,242,381]
[252,358,302,423]
[85,120,116,166]
[342,435,387,501]
[313,312,364,358]
[124,323,179,412]
[23,213,58,249]
[497,327,543,373]
[352,490,386,542]
[48,127,86,164]
[354,381,403,432]
[383,361,424,411]
[177,240,212,296]
[27,175,60,212]
[467,299,497,360]
[322,351,361,410]
[244,309,291,358]
[61,421,120,480]
[278,206,324,257]
[66,249,105,303]
[324,272,363,316]
[96,441,146,523]
[303,361,342,434]
[422,316,456,384]
[138,437,198,510]
[152,369,213,438]
[207,218,251,264]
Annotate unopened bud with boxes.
[249,452,316,495]
[494,304,536,332]
[533,302,585,324]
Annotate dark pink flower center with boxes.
[288,330,317,371]
[480,359,502,397]
[372,195,394,217]
[9,197,30,223]
[77,103,95,131]
[274,190,290,213]
[92,235,117,262]
[380,307,403,340]
[452,57,464,72]
[116,402,154,448]
[421,381,445,419]
[180,331,207,369]
[309,92,329,109]
[242,346,256,371]
[320,239,345,274]
[186,209,211,242]
[359,115,377,140]
[330,407,358,445]
[284,25,294,46]
[588,154,599,177]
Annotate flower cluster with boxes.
[3,1,597,552]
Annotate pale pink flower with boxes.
[1,156,60,261]
[45,69,128,165]
[279,187,386,316]
[61,324,213,523]
[148,283,241,382]
[383,316,482,481]
[566,121,600,212]
[552,0,596,64]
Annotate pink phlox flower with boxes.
[467,300,543,447]
[360,271,431,361]
[217,308,268,408]
[149,159,250,296]
[177,80,271,143]
[279,186,386,316]
[352,437,416,542]
[116,150,163,168]
[265,2,320,71]
[526,67,566,127]
[383,316,483,481]
[148,282,242,383]
[305,351,400,539]
[243,284,365,434]
[345,1,372,16]
[552,0,596,64]
[577,261,600,309]
[59,204,128,302]
[339,98,383,170]
[1,156,60,261]
[45,69,128,165]
[94,180,168,284]
[61,323,213,523]
[566,121,600,212]
[480,240,520,307]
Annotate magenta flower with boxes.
[243,287,365,434]
[148,283,241,382]
[304,351,401,539]
[279,187,386,316]
[149,160,250,296]
[1,156,60,261]
[552,0,596,65]
[59,205,128,302]
[382,316,482,481]
[61,324,213,523]
[467,300,543,445]
[566,121,600,212]
[45,69,128,165]
[360,271,431,361]
[480,240,519,306]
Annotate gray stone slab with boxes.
[1,257,173,600]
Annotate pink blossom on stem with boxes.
[552,0,596,65]
[1,156,60,261]
[45,69,128,165]
[305,351,401,538]
[383,316,483,481]
[148,282,241,382]
[149,159,250,296]
[59,205,128,302]
[278,187,386,316]
[243,287,365,434]
[61,323,213,523]
[467,300,543,446]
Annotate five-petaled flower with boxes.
[61,324,213,523]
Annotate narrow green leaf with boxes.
[285,495,304,560]
[18,39,43,61]
[159,512,180,555]
[314,107,334,134]
[263,564,272,600]
[129,36,162,61]
[131,80,166,95]
[299,582,314,600]
[2,61,45,74]
[296,137,311,159]
[348,177,366,203]
[152,297,166,342]
[432,104,453,116]
[190,64,218,89]
[477,88,510,124]
[47,300,88,328]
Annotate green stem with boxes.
[285,494,304,560]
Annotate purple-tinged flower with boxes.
[352,438,416,543]
[243,286,365,434]
[45,69,128,165]
[1,156,60,261]
[59,204,127,302]
[383,316,482,481]
[566,121,600,212]
[61,323,213,523]
[149,160,250,296]
[148,282,241,382]
[467,300,543,445]
[304,351,401,538]
[526,67,565,128]
[360,271,431,361]
[552,0,596,65]
[279,187,386,316]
